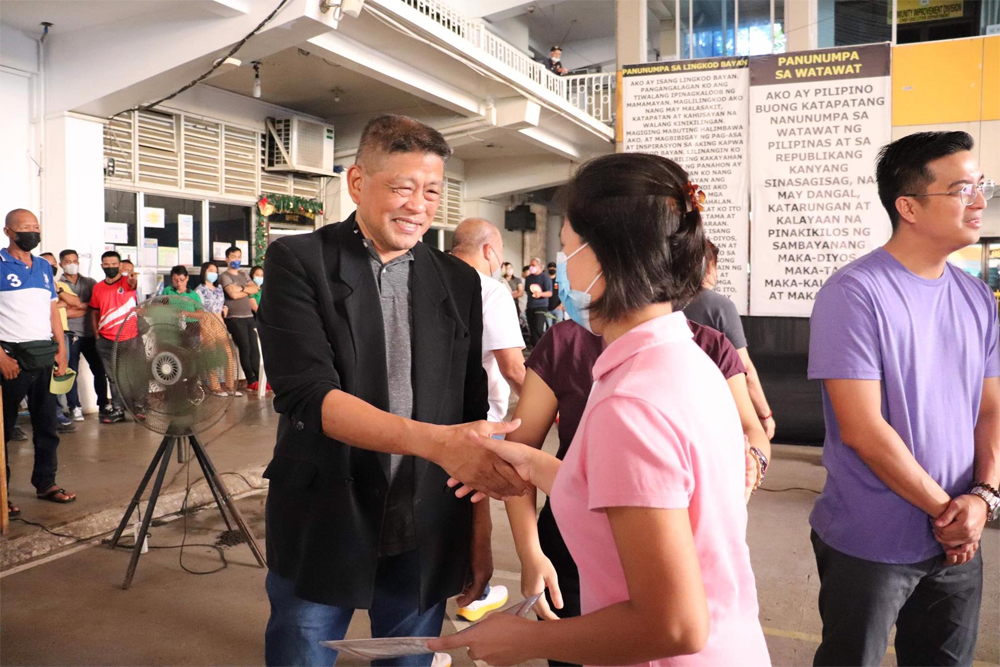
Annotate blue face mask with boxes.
[229,260,241,270]
[205,272,218,284]
[253,276,264,286]
[556,243,602,334]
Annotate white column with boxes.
[42,114,106,279]
[785,0,819,52]
[659,18,678,60]
[617,0,649,67]
[42,113,106,412]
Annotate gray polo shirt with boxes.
[361,230,417,557]
[60,274,97,337]
[683,288,747,349]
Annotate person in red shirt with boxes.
[89,251,138,424]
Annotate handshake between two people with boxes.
[437,419,545,502]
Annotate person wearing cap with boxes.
[544,46,568,76]
[1,209,77,516]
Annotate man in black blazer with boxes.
[257,115,528,667]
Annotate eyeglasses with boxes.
[903,180,995,206]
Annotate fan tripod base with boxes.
[109,435,266,589]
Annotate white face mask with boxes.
[489,247,503,281]
[551,55,560,62]
[63,263,79,275]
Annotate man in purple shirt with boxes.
[808,131,999,666]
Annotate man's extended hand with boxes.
[933,494,988,551]
[435,419,529,500]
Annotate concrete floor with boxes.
[1,401,998,666]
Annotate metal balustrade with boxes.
[396,0,615,127]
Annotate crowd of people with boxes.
[1,220,271,514]
[2,113,997,667]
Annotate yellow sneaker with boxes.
[456,585,508,622]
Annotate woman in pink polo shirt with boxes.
[430,153,770,666]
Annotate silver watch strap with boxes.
[969,487,1000,521]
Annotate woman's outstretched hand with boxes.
[448,433,541,503]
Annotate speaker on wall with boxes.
[504,204,536,231]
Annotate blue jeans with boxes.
[65,334,110,410]
[264,550,447,667]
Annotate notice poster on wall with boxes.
[178,214,194,241]
[117,245,137,262]
[141,238,159,267]
[212,242,229,261]
[621,57,751,314]
[748,43,892,317]
[179,241,194,266]
[158,246,179,268]
[104,222,128,244]
[142,207,165,229]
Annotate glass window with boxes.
[208,202,253,266]
[690,0,738,58]
[736,0,782,55]
[827,0,892,46]
[142,194,203,270]
[897,0,990,44]
[681,0,692,59]
[104,189,138,261]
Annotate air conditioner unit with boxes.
[265,117,335,176]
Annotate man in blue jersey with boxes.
[1,209,76,517]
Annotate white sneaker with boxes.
[432,652,452,667]
[456,584,508,622]
[72,407,84,421]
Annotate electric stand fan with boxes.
[107,295,266,588]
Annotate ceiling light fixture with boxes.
[252,61,262,98]
[331,87,344,102]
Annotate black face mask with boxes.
[12,231,41,252]
[49,264,57,277]
[103,266,120,280]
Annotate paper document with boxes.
[319,594,542,659]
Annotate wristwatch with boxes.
[969,483,1000,522]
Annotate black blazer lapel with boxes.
[411,243,458,483]
[330,216,393,479]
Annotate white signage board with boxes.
[748,44,892,317]
[622,57,751,314]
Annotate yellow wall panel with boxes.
[892,38,985,126]
[983,36,999,122]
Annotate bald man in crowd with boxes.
[1,209,75,518]
[449,217,526,620]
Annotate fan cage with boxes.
[113,295,239,436]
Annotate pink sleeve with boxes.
[584,397,694,511]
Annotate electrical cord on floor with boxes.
[11,468,268,566]
[177,463,227,575]
[11,517,92,542]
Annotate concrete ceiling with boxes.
[204,46,456,122]
[0,0,242,36]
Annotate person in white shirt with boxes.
[450,216,527,620]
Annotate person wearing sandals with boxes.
[1,209,77,515]
[196,261,240,397]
